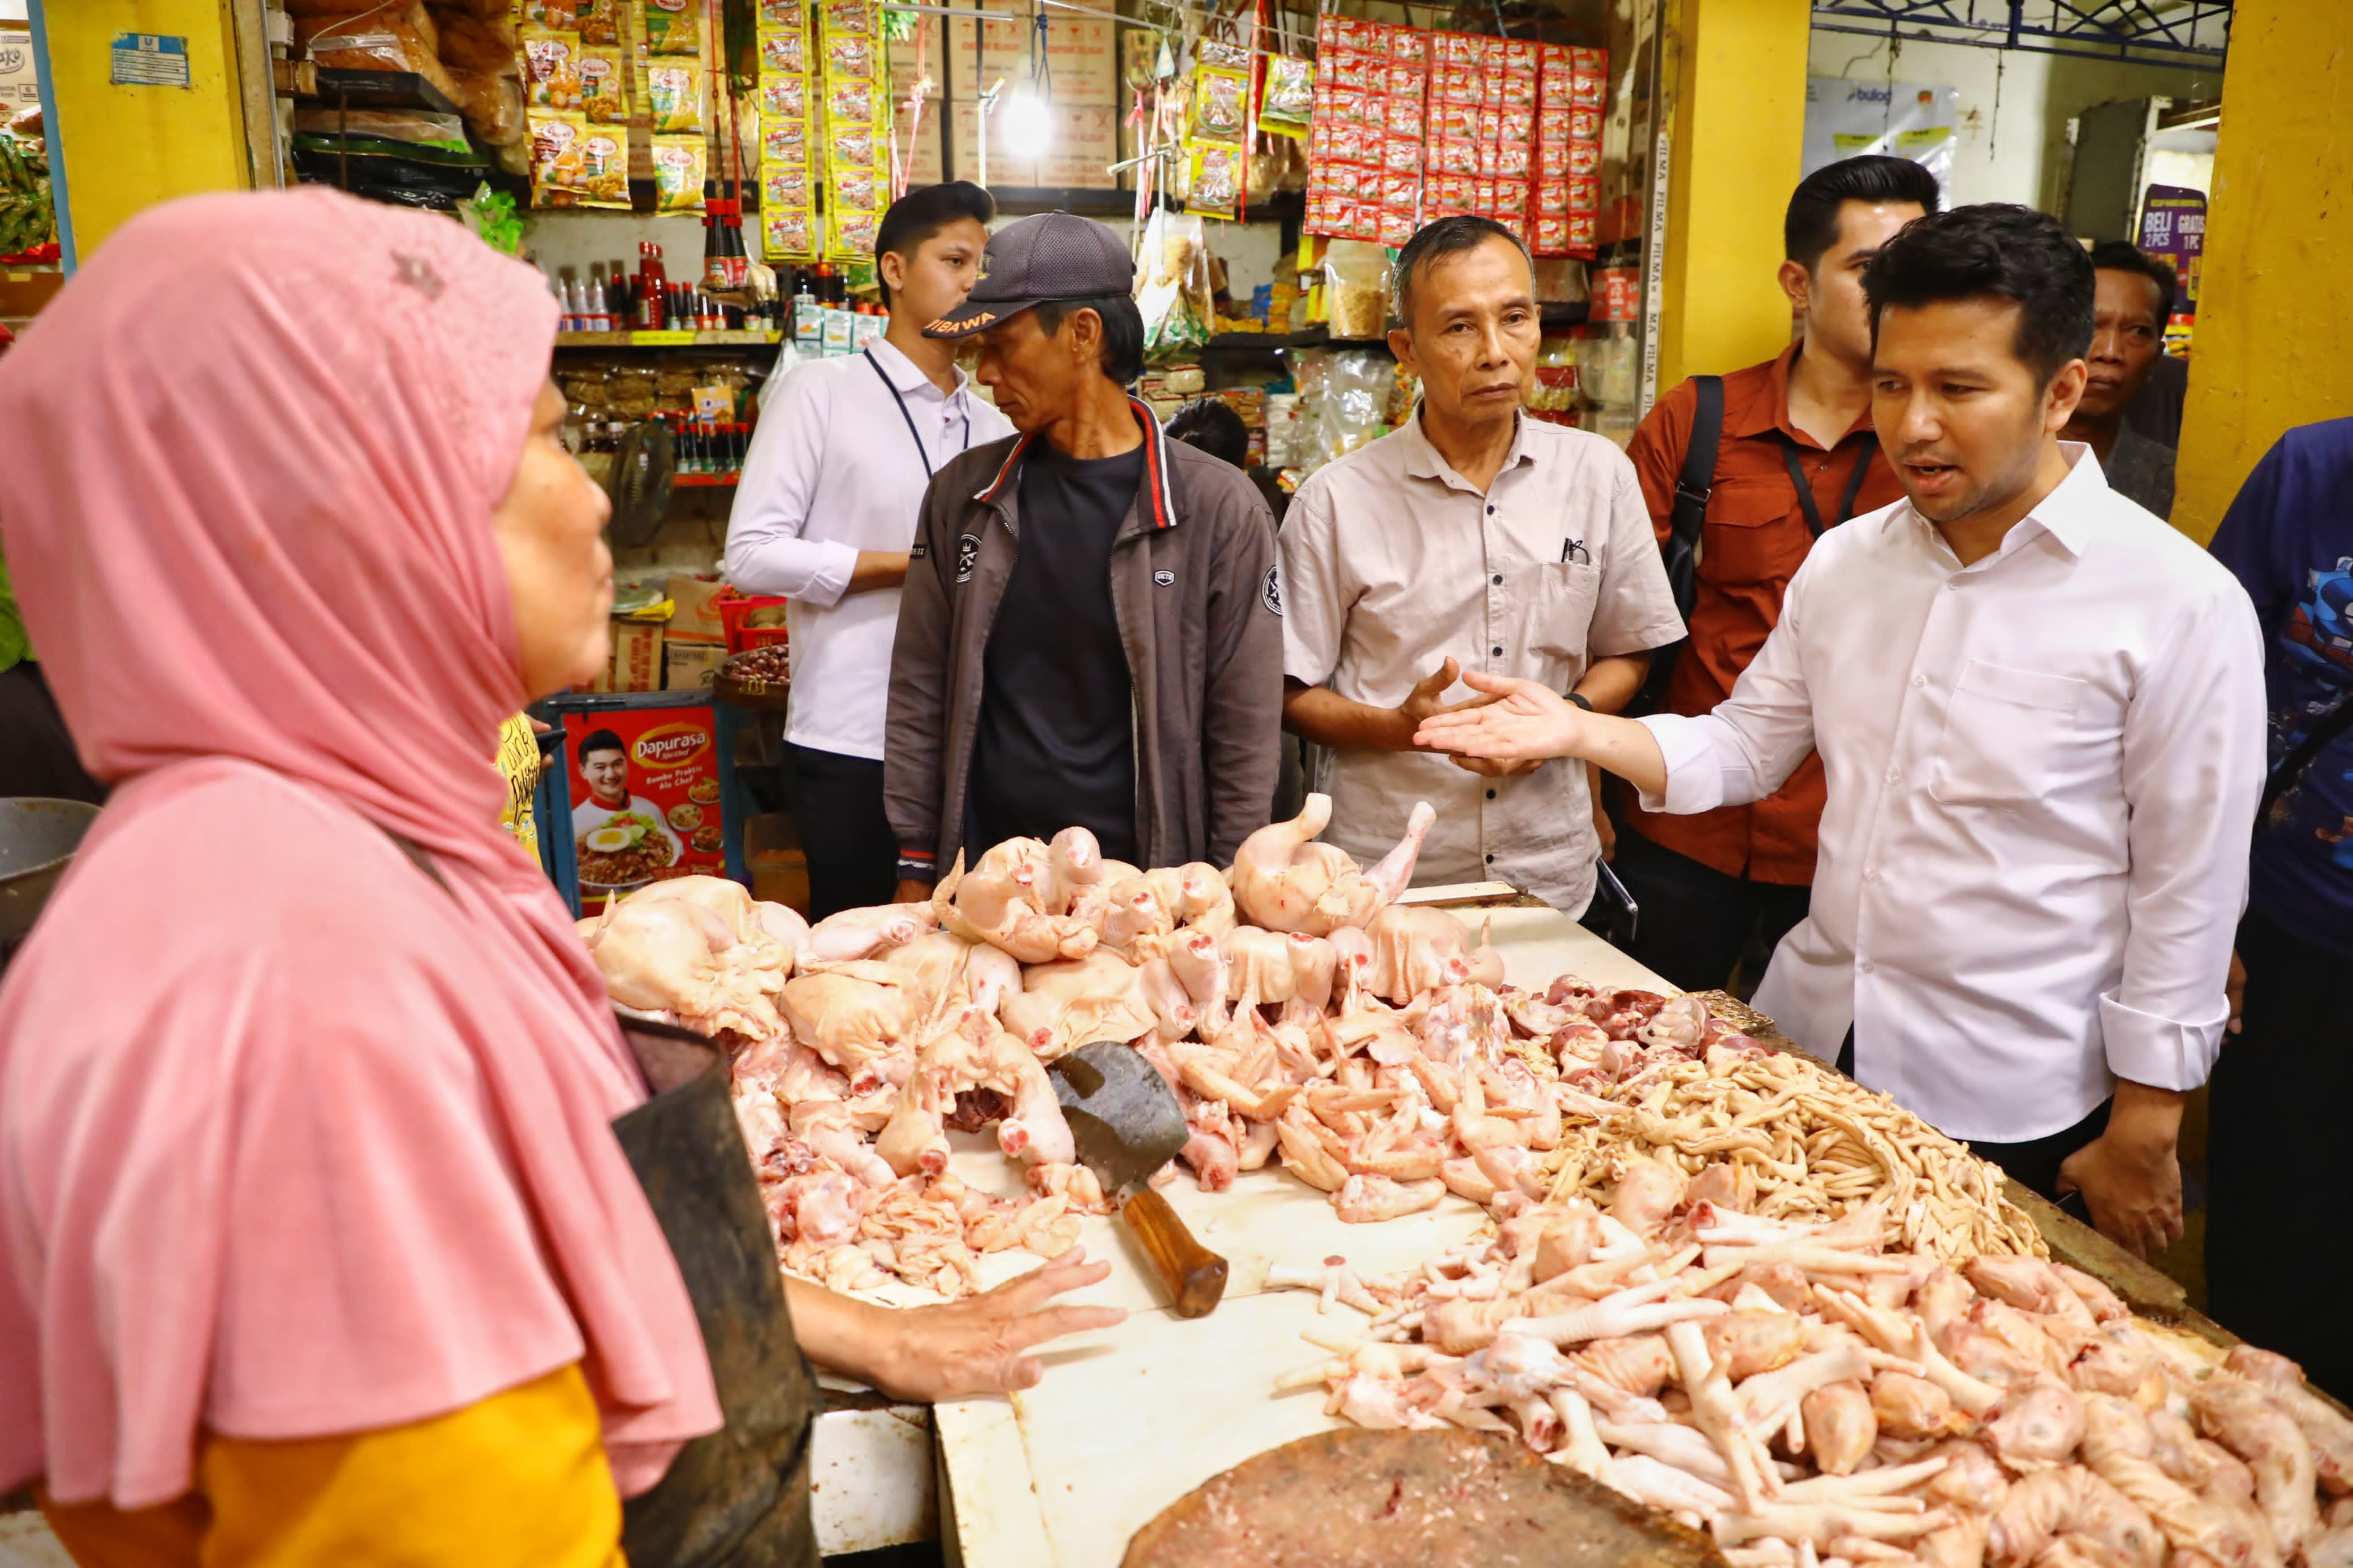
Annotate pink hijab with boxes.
[0,188,718,1508]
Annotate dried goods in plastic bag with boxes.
[641,0,700,55]
[651,135,708,212]
[647,61,702,132]
[1134,206,1212,353]
[1318,348,1394,460]
[1189,66,1249,143]
[531,113,628,207]
[1258,55,1312,138]
[1324,240,1390,338]
[523,28,583,109]
[1187,143,1243,219]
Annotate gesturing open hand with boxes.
[1413,671,1588,764]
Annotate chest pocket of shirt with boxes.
[1703,480,1804,589]
[1515,559,1603,665]
[1930,659,2088,806]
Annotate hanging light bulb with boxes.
[1000,91,1054,159]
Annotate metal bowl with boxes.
[0,797,102,945]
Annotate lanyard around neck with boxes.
[1777,430,1878,539]
[864,349,971,480]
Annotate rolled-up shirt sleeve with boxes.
[723,365,859,607]
[2101,576,2266,1090]
[1635,555,1820,815]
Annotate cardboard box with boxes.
[599,619,665,693]
[666,574,730,645]
[665,640,728,692]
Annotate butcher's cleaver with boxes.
[1048,1041,1229,1318]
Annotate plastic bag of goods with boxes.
[1318,348,1392,463]
[1134,206,1213,355]
[1323,240,1390,338]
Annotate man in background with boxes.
[2206,416,2353,1398]
[1614,155,1933,990]
[2061,239,2179,519]
[886,214,1282,892]
[1280,215,1682,916]
[726,182,1012,918]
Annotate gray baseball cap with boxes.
[921,210,1136,338]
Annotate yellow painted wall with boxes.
[41,0,251,261]
[1656,0,1812,396]
[2171,2,2352,543]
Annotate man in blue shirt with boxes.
[2207,416,2353,1400]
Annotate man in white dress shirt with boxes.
[1415,204,2265,1259]
[726,182,1014,917]
[1279,216,1683,915]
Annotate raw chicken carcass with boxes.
[780,967,919,1089]
[932,840,1099,963]
[1363,904,1505,1005]
[998,949,1156,1058]
[579,887,790,1039]
[1229,793,1434,936]
[622,874,807,964]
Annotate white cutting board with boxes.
[932,901,1677,1567]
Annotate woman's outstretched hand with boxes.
[1412,671,1587,763]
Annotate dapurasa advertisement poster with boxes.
[561,705,726,909]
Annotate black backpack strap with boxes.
[2262,689,2353,820]
[1665,375,1725,614]
[1633,376,1726,718]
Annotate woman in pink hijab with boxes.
[0,189,1115,1565]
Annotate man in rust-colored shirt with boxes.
[1612,155,1937,991]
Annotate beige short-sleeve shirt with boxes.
[1281,411,1683,914]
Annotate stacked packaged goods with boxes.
[759,0,822,258]
[1424,32,1539,247]
[1532,45,1605,257]
[818,0,893,264]
[522,0,631,208]
[1304,16,1428,245]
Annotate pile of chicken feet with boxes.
[1269,1181,2353,1568]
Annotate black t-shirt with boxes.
[969,439,1144,863]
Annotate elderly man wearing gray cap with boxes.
[885,211,1285,895]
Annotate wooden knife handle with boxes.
[1121,1185,1228,1319]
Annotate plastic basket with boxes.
[715,586,790,653]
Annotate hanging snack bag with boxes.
[576,37,628,123]
[532,114,629,206]
[641,0,700,56]
[651,135,708,213]
[1188,142,1243,219]
[1190,64,1250,144]
[766,210,822,258]
[759,0,803,25]
[647,61,703,132]
[523,28,583,110]
[1258,55,1313,138]
[761,31,807,79]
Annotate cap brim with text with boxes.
[921,210,1136,339]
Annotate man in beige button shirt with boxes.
[1280,216,1684,915]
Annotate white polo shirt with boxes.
[1282,409,1684,915]
[725,336,1013,761]
[1639,447,2265,1142]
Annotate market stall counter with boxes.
[571,801,2353,1568]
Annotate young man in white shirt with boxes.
[726,182,1014,917]
[1416,204,2265,1260]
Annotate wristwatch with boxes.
[1566,692,1595,712]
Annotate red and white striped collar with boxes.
[972,396,1177,532]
